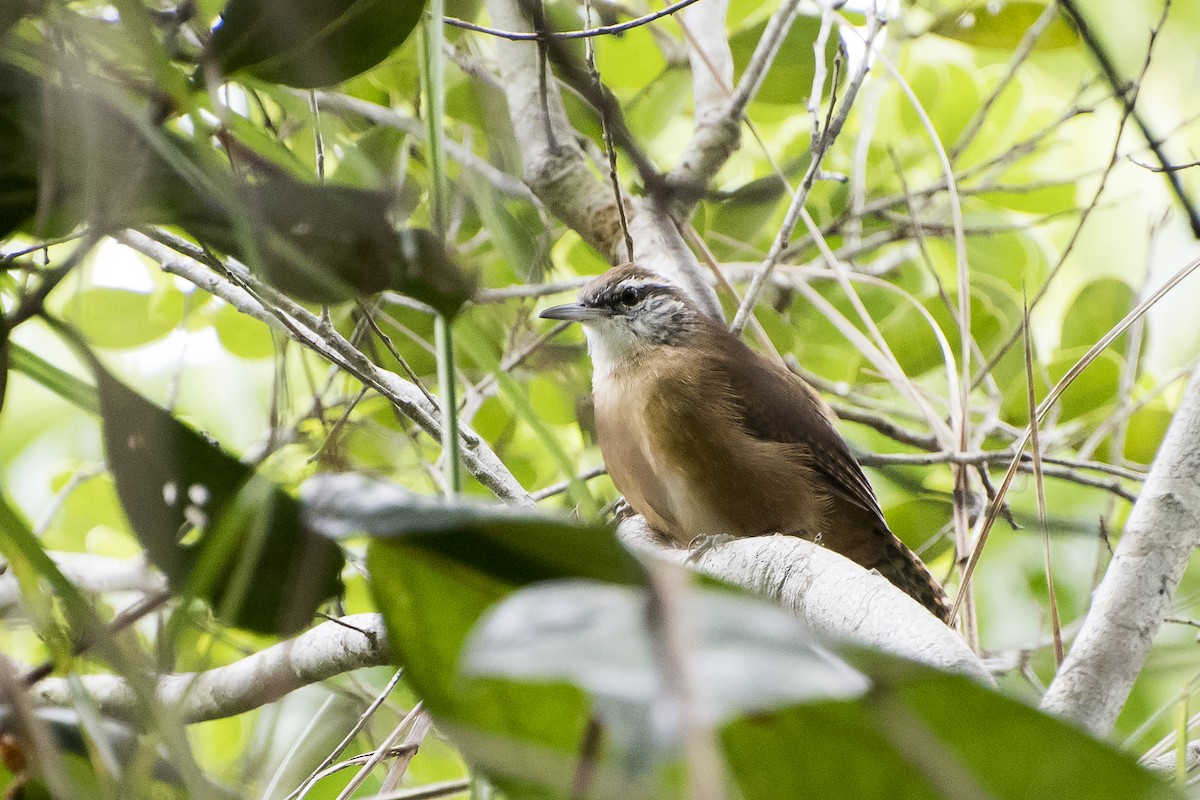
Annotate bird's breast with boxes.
[592,363,745,542]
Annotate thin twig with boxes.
[444,0,705,41]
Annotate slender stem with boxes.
[423,0,449,236]
[423,0,460,495]
[435,315,462,494]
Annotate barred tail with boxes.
[869,531,952,624]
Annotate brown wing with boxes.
[708,324,889,532]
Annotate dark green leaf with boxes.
[0,62,41,238]
[91,357,342,634]
[306,473,639,587]
[0,315,8,418]
[209,0,427,88]
[724,653,1176,800]
[932,2,1078,50]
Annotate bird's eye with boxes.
[618,286,640,307]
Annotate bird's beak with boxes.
[538,303,613,322]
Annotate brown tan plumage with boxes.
[541,264,951,624]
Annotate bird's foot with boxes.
[686,533,739,563]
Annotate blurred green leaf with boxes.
[0,317,7,418]
[730,14,840,105]
[1047,346,1122,422]
[61,287,184,350]
[0,63,213,238]
[1061,278,1135,352]
[726,651,1176,800]
[7,342,99,415]
[707,173,791,251]
[0,62,42,238]
[932,2,1078,50]
[0,1,32,37]
[90,356,343,635]
[209,0,427,88]
[465,580,869,767]
[1124,403,1172,465]
[213,302,275,360]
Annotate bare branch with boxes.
[119,230,531,503]
[482,0,620,260]
[483,0,722,319]
[29,615,390,724]
[0,554,164,612]
[1040,361,1200,734]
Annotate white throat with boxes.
[581,320,651,380]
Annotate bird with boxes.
[540,263,952,624]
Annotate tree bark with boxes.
[1040,361,1200,734]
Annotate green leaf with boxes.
[90,356,343,634]
[1047,346,1122,422]
[707,172,791,250]
[8,342,99,415]
[1124,403,1172,465]
[62,287,185,350]
[725,652,1177,800]
[730,14,840,105]
[465,580,869,768]
[0,316,8,418]
[932,2,1078,51]
[1060,278,1135,352]
[209,0,428,88]
[213,302,275,360]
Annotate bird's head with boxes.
[539,264,706,374]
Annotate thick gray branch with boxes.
[0,554,164,612]
[29,614,389,724]
[1040,362,1200,734]
[617,517,991,683]
[665,0,802,216]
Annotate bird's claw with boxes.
[686,533,738,563]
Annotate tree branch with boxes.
[0,553,164,612]
[482,0,723,320]
[29,614,389,724]
[1040,361,1200,734]
[119,230,531,503]
[617,517,992,684]
[24,522,995,726]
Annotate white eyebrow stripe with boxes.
[617,280,672,293]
